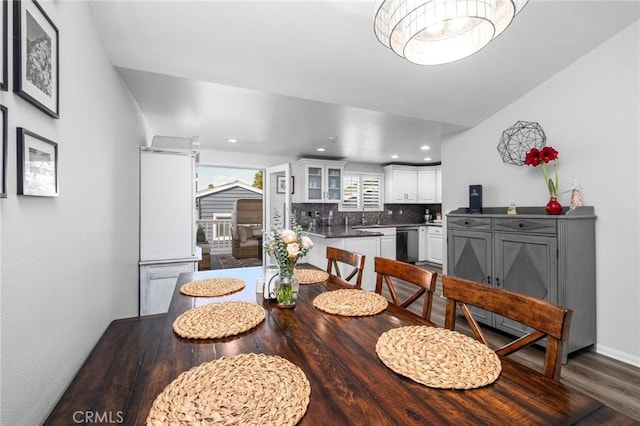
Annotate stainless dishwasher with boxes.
[396,227,419,263]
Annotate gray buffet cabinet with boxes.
[446,206,596,360]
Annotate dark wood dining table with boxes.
[46,266,637,425]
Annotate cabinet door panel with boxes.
[447,230,493,325]
[493,233,558,336]
[326,167,342,201]
[306,166,323,201]
[417,170,436,203]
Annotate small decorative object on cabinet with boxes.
[524,145,562,214]
[446,206,596,361]
[263,225,313,308]
[569,179,584,211]
[546,197,563,215]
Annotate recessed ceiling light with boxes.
[391,154,399,159]
[227,138,238,143]
[420,145,431,150]
[424,157,432,161]
[317,147,326,152]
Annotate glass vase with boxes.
[546,197,563,215]
[275,266,299,308]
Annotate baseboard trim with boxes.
[596,344,640,368]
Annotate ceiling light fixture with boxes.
[317,147,326,152]
[391,154,399,159]
[424,157,432,161]
[374,0,529,65]
[420,145,431,150]
[227,138,238,143]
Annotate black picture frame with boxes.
[17,127,58,196]
[1,0,7,91]
[0,105,6,197]
[13,0,59,118]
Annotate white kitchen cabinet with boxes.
[417,169,436,203]
[384,165,440,204]
[435,166,442,203]
[297,159,345,203]
[140,261,196,315]
[426,226,443,264]
[383,166,417,203]
[418,226,428,261]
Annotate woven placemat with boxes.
[180,277,245,297]
[295,269,330,284]
[376,326,501,389]
[146,353,311,425]
[313,289,388,316]
[173,301,265,339]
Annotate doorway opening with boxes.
[195,166,264,269]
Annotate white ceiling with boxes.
[89,1,639,165]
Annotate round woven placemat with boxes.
[146,353,311,425]
[173,301,265,339]
[376,326,501,390]
[180,277,245,297]
[295,269,330,284]
[313,289,388,316]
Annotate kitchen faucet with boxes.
[361,212,367,225]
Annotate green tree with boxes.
[253,170,263,189]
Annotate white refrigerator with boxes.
[139,147,199,315]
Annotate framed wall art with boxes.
[276,175,286,194]
[13,0,59,118]
[17,127,58,196]
[0,105,6,197]
[1,0,7,91]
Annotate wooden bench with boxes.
[44,314,166,425]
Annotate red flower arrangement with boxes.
[524,146,559,197]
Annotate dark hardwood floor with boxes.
[386,263,640,421]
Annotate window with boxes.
[340,173,383,212]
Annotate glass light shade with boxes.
[374,0,528,65]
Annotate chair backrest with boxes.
[326,247,366,289]
[374,257,438,321]
[442,275,573,380]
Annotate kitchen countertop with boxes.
[304,225,384,239]
[305,222,442,239]
[353,222,443,228]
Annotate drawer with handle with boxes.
[493,218,557,235]
[447,216,491,230]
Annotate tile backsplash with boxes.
[293,203,442,227]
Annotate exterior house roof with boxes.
[196,180,262,199]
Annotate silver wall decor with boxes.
[497,121,546,165]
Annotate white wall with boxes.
[0,3,147,424]
[442,21,640,366]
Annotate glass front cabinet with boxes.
[298,159,345,203]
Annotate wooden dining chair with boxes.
[374,257,438,321]
[442,275,573,380]
[326,247,366,289]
